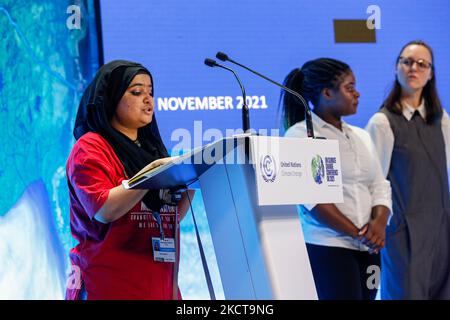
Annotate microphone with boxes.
[204,58,250,133]
[216,52,315,138]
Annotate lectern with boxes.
[123,135,343,299]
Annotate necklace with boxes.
[133,139,142,148]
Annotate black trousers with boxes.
[306,243,381,300]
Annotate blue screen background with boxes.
[1,0,448,300]
[99,0,450,299]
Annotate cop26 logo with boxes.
[260,155,277,183]
[311,155,325,184]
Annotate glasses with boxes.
[398,57,432,70]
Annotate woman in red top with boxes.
[66,60,185,300]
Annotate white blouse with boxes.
[285,112,392,251]
[365,101,450,177]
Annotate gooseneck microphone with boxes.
[204,58,250,133]
[216,52,315,138]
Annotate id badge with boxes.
[152,237,175,263]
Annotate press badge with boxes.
[152,237,176,262]
[151,206,178,263]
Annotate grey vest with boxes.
[380,106,450,299]
[381,107,449,224]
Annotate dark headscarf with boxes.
[74,60,168,211]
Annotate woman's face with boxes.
[396,44,433,94]
[113,73,154,131]
[325,72,360,117]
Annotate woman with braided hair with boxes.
[282,58,391,300]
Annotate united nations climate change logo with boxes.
[311,155,325,184]
[260,155,277,183]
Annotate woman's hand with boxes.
[134,157,175,177]
[358,219,385,254]
[358,205,390,254]
[148,157,175,169]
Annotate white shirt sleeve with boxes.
[366,134,393,214]
[365,113,394,178]
[441,110,450,171]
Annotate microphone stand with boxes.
[216,52,315,138]
[204,58,251,161]
[204,58,250,133]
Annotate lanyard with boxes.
[152,211,165,240]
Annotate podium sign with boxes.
[250,136,343,206]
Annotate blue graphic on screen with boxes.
[99,0,450,299]
[0,0,99,298]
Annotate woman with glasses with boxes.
[366,40,450,299]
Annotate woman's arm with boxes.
[361,129,393,253]
[309,204,361,238]
[94,186,148,223]
[94,157,176,224]
[365,113,394,177]
[441,110,450,171]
